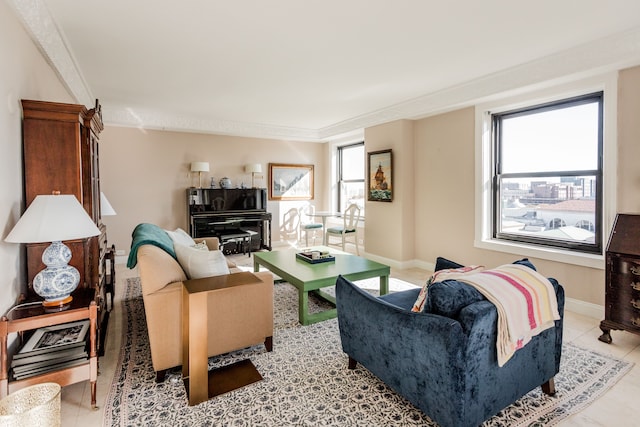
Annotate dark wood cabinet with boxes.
[20,99,109,351]
[599,213,640,343]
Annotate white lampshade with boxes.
[5,194,101,306]
[244,163,262,174]
[100,192,117,216]
[190,162,210,172]
[190,162,210,188]
[5,194,100,243]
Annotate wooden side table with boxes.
[0,288,99,408]
[181,272,264,406]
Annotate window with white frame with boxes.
[337,142,365,215]
[491,92,603,254]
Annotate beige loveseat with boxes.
[134,234,274,381]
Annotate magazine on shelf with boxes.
[12,357,88,380]
[17,320,90,355]
[13,339,86,360]
[13,353,88,375]
[11,345,88,368]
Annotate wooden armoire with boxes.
[20,99,109,333]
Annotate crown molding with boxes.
[104,106,323,142]
[9,0,93,106]
[318,27,640,139]
[10,0,640,142]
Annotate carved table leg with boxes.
[598,321,613,344]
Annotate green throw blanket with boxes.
[127,223,176,268]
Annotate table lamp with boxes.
[244,163,262,188]
[4,194,101,307]
[190,162,210,188]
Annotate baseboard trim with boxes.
[361,251,433,271]
[565,297,604,320]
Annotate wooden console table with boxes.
[0,288,99,408]
[181,272,264,406]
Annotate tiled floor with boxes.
[58,250,640,426]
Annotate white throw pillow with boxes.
[191,241,209,251]
[166,228,196,247]
[174,244,230,279]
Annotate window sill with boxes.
[475,238,604,269]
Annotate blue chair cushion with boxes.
[303,223,323,229]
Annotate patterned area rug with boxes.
[103,277,632,426]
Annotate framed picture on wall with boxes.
[269,163,314,200]
[368,149,393,202]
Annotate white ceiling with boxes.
[9,0,640,141]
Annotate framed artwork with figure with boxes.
[368,149,392,202]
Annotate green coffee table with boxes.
[253,247,390,325]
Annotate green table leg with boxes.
[299,290,309,325]
[380,275,389,295]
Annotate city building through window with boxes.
[492,92,603,254]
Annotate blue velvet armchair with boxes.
[335,262,564,427]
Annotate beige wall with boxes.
[0,2,75,316]
[99,126,326,255]
[618,66,640,214]
[410,108,605,305]
[413,107,478,262]
[364,120,414,262]
[365,66,640,306]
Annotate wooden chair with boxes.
[326,203,361,254]
[298,203,323,246]
[280,207,301,244]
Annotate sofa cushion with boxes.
[192,241,209,251]
[413,257,538,317]
[379,288,421,310]
[434,256,464,271]
[174,244,230,279]
[426,279,485,317]
[166,228,196,247]
[513,258,537,271]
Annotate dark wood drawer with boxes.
[606,254,640,330]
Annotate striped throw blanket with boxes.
[428,264,560,366]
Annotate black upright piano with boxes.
[187,188,272,254]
